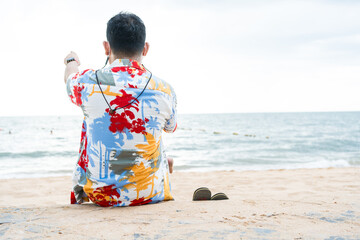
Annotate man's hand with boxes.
[64,51,81,66]
[64,51,81,83]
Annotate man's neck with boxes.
[109,54,142,64]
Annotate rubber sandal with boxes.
[211,192,229,200]
[193,187,211,201]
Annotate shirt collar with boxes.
[109,59,145,71]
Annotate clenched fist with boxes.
[64,51,81,66]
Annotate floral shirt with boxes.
[66,59,177,207]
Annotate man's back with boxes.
[67,59,177,207]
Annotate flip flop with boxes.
[211,192,229,200]
[193,187,211,201]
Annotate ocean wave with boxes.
[1,112,359,178]
[174,159,357,172]
[0,151,77,159]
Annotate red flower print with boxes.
[111,66,126,73]
[70,191,77,204]
[70,84,85,106]
[80,69,91,76]
[72,72,80,80]
[78,147,88,170]
[111,66,134,75]
[130,119,147,134]
[129,197,152,206]
[131,61,145,76]
[77,125,88,171]
[87,185,121,207]
[106,89,147,134]
[131,61,141,69]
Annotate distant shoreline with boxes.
[0,110,360,118]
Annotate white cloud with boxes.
[0,0,359,116]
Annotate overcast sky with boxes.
[0,0,359,116]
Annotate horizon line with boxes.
[0,110,359,118]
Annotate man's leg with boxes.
[167,157,174,174]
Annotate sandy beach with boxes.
[0,167,359,239]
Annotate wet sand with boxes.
[0,167,360,239]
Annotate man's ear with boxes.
[142,42,150,57]
[103,41,111,56]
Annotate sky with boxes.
[0,0,359,116]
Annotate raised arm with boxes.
[64,51,81,83]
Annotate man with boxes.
[64,12,177,207]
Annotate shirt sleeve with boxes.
[66,69,94,107]
[164,88,177,133]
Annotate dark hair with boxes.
[106,12,146,57]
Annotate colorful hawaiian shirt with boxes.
[66,59,177,207]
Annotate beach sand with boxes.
[0,167,359,239]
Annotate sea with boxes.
[0,112,359,179]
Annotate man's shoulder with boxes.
[148,75,175,97]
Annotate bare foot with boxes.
[167,157,174,174]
